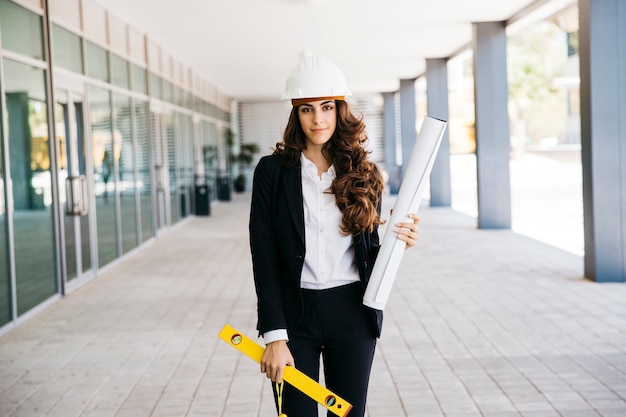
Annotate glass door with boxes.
[55,88,93,288]
[3,58,57,316]
[151,109,170,231]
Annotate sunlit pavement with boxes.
[450,152,584,256]
[1,163,624,417]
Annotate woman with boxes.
[249,55,419,417]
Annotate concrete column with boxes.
[579,0,626,282]
[472,21,512,229]
[426,58,451,207]
[383,92,401,194]
[399,78,417,180]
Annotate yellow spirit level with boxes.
[218,324,352,417]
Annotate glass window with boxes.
[208,103,218,119]
[162,80,172,104]
[175,86,183,108]
[190,94,199,113]
[3,58,57,316]
[150,73,161,100]
[54,96,77,281]
[111,54,129,89]
[86,41,109,82]
[180,87,187,108]
[113,93,137,253]
[133,100,152,242]
[88,85,117,267]
[166,112,179,223]
[194,96,202,114]
[178,114,194,217]
[0,110,10,326]
[15,0,41,10]
[52,23,83,74]
[131,64,147,95]
[0,0,44,60]
[55,90,92,282]
[203,121,218,198]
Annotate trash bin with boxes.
[217,175,231,201]
[180,186,188,217]
[195,184,211,216]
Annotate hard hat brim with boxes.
[291,96,346,106]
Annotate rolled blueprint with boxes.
[363,116,448,310]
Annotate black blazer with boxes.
[249,154,383,338]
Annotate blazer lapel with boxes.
[282,163,305,244]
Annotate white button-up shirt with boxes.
[263,154,359,344]
[299,154,359,290]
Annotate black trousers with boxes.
[277,282,377,417]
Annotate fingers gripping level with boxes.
[218,324,353,417]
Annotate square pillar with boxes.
[472,21,512,229]
[579,0,626,282]
[383,92,401,194]
[399,78,417,180]
[426,58,451,207]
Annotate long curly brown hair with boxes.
[274,100,384,235]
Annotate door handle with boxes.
[155,164,165,193]
[65,175,89,216]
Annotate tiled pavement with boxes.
[0,192,625,417]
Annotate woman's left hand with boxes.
[394,213,420,249]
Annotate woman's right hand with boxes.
[260,340,295,384]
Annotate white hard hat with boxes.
[281,54,351,104]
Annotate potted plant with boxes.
[228,129,259,193]
[234,173,247,192]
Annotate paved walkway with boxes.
[0,192,625,417]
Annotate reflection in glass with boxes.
[179,114,194,217]
[113,93,137,254]
[221,125,232,181]
[3,58,57,315]
[56,91,92,283]
[55,99,77,280]
[0,107,9,326]
[134,100,153,242]
[75,102,92,274]
[89,85,117,267]
[166,112,179,223]
[150,112,164,229]
[203,121,218,198]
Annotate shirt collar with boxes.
[300,153,336,179]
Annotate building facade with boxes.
[0,0,233,330]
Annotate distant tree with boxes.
[508,20,569,147]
